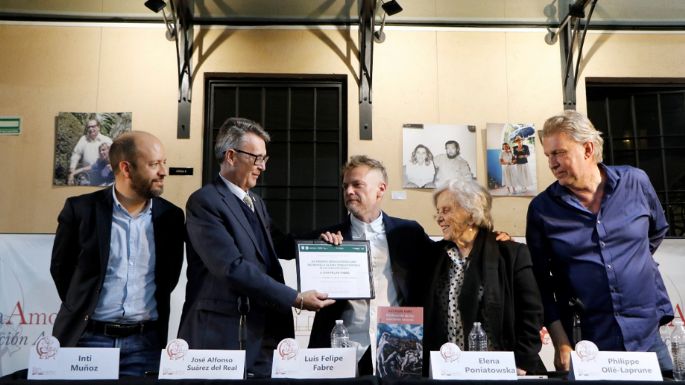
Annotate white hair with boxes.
[433,178,493,230]
[543,110,604,163]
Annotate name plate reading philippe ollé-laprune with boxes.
[296,241,374,300]
[569,340,662,381]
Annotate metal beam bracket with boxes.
[358,0,375,140]
[170,0,194,139]
[545,0,598,110]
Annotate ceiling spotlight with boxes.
[381,0,403,16]
[373,0,402,44]
[144,0,166,12]
[145,0,176,41]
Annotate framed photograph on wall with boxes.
[54,112,132,186]
[485,123,538,196]
[402,123,476,189]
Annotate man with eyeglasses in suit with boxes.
[178,117,335,378]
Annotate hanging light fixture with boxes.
[374,1,403,43]
[144,0,177,41]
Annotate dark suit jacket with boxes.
[50,187,185,348]
[178,177,298,374]
[307,213,433,349]
[423,231,545,374]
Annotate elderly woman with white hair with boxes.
[423,178,546,374]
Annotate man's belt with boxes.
[87,320,158,338]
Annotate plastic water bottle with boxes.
[672,319,685,380]
[660,325,673,361]
[468,322,488,351]
[330,320,350,348]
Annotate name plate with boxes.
[28,336,119,379]
[159,339,245,379]
[430,343,516,380]
[272,338,356,378]
[569,341,662,381]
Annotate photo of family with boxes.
[53,112,132,186]
[402,124,476,189]
[486,123,538,196]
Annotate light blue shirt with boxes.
[92,187,158,322]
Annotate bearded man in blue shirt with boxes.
[526,110,673,372]
[51,132,185,377]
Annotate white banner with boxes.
[0,234,60,377]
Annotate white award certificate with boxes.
[296,241,374,299]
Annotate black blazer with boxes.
[178,177,298,374]
[50,187,185,347]
[423,230,545,374]
[307,213,434,348]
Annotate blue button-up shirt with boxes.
[526,164,673,351]
[92,187,158,322]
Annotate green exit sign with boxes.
[0,116,21,135]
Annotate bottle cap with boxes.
[335,320,343,324]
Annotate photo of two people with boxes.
[402,124,476,189]
[53,112,132,186]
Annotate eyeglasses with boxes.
[233,148,269,165]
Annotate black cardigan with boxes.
[423,230,546,374]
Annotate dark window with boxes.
[203,75,348,234]
[587,80,685,237]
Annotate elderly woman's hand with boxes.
[494,231,511,241]
[319,231,343,245]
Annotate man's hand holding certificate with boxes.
[296,239,374,300]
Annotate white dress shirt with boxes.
[340,212,398,372]
[220,174,251,203]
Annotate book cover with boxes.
[376,306,424,378]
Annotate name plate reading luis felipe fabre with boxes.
[296,241,374,299]
[28,336,119,380]
[569,340,662,381]
[272,338,356,379]
[158,339,246,379]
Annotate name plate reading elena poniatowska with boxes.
[296,241,374,299]
[430,342,517,380]
[158,339,245,379]
[271,338,356,378]
[28,336,119,379]
[569,340,662,381]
